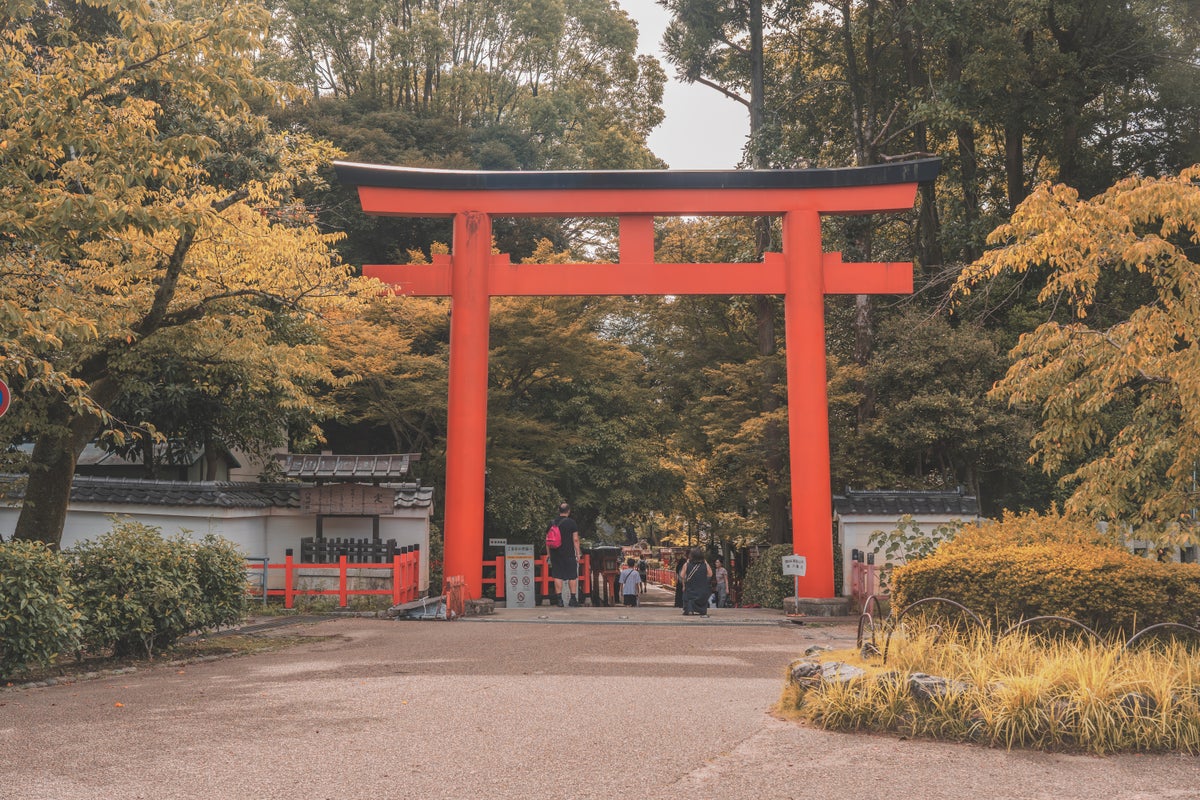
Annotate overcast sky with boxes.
[616,0,749,170]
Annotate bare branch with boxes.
[690,75,750,108]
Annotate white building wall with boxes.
[836,513,972,597]
[0,502,430,593]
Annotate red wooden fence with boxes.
[646,568,676,588]
[481,555,593,600]
[246,551,421,609]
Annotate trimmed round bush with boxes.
[891,510,1200,634]
[0,539,81,679]
[191,534,248,631]
[70,521,247,657]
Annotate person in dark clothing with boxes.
[637,556,648,595]
[547,502,581,607]
[673,555,685,608]
[681,546,713,617]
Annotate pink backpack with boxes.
[545,522,562,549]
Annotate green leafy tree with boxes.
[660,1,794,544]
[267,0,665,170]
[324,241,680,544]
[838,308,1045,514]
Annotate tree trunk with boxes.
[140,435,156,479]
[940,31,982,262]
[1005,117,1026,213]
[893,0,942,269]
[1005,31,1034,213]
[203,436,221,481]
[957,123,981,261]
[746,0,787,546]
[12,401,105,547]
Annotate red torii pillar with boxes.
[335,160,940,600]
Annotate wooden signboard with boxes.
[300,483,395,516]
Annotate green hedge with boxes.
[891,512,1200,634]
[0,540,81,679]
[741,544,794,609]
[191,534,250,632]
[1,523,249,675]
[71,521,247,657]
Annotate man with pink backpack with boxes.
[546,502,581,607]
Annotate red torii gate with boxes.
[334,159,940,600]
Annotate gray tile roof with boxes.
[275,453,418,481]
[0,475,432,510]
[833,488,980,517]
[19,442,240,468]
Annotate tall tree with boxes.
[324,241,680,543]
[954,167,1200,535]
[838,308,1043,514]
[266,0,666,170]
[660,0,792,544]
[1,0,375,545]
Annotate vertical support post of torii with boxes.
[784,209,834,597]
[441,211,492,593]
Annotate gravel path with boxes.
[2,606,1197,799]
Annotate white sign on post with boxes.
[781,555,807,576]
[505,544,536,608]
[782,554,807,601]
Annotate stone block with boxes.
[784,596,851,616]
[465,597,495,616]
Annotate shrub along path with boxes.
[2,613,1198,799]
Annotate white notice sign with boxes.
[505,544,536,608]
[781,555,807,576]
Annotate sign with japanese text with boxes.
[300,483,394,516]
[781,555,808,576]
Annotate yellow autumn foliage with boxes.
[955,167,1200,535]
[0,0,390,543]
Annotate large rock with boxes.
[907,672,972,703]
[466,597,495,616]
[789,659,866,686]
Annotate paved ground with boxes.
[3,588,1199,799]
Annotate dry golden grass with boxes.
[782,622,1200,754]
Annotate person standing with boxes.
[547,502,581,607]
[714,557,730,608]
[673,554,685,608]
[636,556,648,595]
[681,547,713,617]
[617,557,642,606]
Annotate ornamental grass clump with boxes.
[782,621,1200,754]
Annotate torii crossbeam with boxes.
[335,159,941,600]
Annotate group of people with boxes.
[544,502,731,614]
[673,547,729,616]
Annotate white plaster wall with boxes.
[0,505,268,553]
[836,514,974,597]
[264,510,431,591]
[0,503,431,594]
